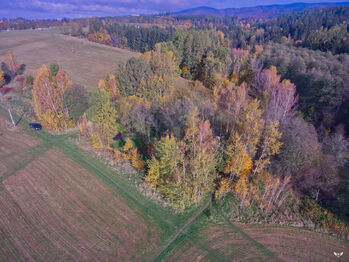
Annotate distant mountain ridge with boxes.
[170,2,349,18]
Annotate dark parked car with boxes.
[113,132,124,141]
[29,123,42,130]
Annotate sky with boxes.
[0,0,347,19]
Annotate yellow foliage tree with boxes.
[223,133,253,181]
[146,134,188,208]
[2,51,20,74]
[146,158,161,189]
[252,120,282,176]
[129,148,146,171]
[185,117,218,203]
[122,137,145,170]
[32,64,73,131]
[90,132,102,148]
[217,98,282,207]
[123,138,133,152]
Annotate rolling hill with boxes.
[171,2,349,18]
[0,28,135,90]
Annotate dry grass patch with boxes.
[0,29,135,89]
[0,149,159,261]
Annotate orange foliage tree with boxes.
[88,27,111,45]
[122,138,145,171]
[0,71,5,87]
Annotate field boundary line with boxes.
[0,133,75,162]
[0,134,76,184]
[0,144,50,183]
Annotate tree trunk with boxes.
[7,108,15,127]
[44,81,60,117]
[315,188,320,202]
[253,140,269,176]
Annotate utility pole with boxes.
[7,106,15,128]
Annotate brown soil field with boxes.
[165,220,349,262]
[241,224,349,262]
[0,149,159,261]
[0,29,136,89]
[0,115,39,157]
[0,114,42,181]
[165,222,272,262]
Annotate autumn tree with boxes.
[254,66,297,124]
[2,51,20,76]
[2,51,20,74]
[214,81,247,135]
[115,57,152,97]
[86,89,118,146]
[88,27,111,45]
[184,116,219,203]
[146,134,189,209]
[146,108,218,209]
[98,74,120,101]
[122,138,145,171]
[32,64,73,131]
[63,84,89,123]
[252,120,282,176]
[259,172,291,210]
[217,98,283,207]
[77,113,92,140]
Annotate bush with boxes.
[25,75,34,85]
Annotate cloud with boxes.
[1,0,344,19]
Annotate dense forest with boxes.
[2,5,349,238]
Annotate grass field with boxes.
[0,29,135,89]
